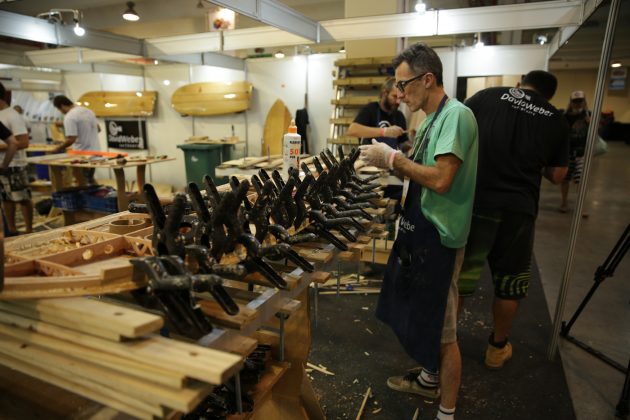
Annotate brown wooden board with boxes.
[262,99,292,156]
[171,81,253,116]
[77,91,157,118]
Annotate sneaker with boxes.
[485,342,512,369]
[386,372,440,399]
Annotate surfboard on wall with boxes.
[171,81,253,116]
[262,99,292,156]
[77,91,158,117]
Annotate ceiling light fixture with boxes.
[414,0,426,14]
[73,21,85,36]
[37,9,86,36]
[274,51,285,59]
[535,34,548,45]
[122,1,140,21]
[611,62,622,68]
[339,47,346,53]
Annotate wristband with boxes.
[388,150,400,170]
[380,127,385,137]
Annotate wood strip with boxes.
[0,322,184,389]
[0,311,243,385]
[0,333,212,413]
[198,300,258,330]
[0,278,144,300]
[9,297,164,338]
[0,353,157,419]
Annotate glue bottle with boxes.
[282,119,301,175]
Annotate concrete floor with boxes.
[535,141,629,419]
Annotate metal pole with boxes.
[547,0,621,360]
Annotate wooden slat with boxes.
[4,297,164,338]
[0,353,158,419]
[0,322,185,388]
[0,333,211,413]
[331,96,379,106]
[334,57,394,67]
[0,311,243,385]
[198,300,259,330]
[333,76,389,87]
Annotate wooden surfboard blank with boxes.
[171,81,253,116]
[77,91,157,117]
[262,99,292,156]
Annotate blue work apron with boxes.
[375,95,455,371]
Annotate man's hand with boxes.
[383,125,404,138]
[359,139,400,169]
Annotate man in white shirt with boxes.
[53,95,101,184]
[0,83,33,233]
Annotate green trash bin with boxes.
[177,143,233,185]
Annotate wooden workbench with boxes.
[1,211,334,419]
[25,154,174,225]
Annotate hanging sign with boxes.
[106,120,148,150]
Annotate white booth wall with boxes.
[58,45,548,190]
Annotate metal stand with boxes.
[616,358,629,419]
[559,224,629,418]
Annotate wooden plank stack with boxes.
[0,297,243,419]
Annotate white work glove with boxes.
[359,139,400,170]
[382,125,404,138]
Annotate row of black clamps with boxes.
[129,146,383,331]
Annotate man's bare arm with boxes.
[15,133,29,150]
[392,152,462,194]
[543,166,568,184]
[55,135,78,152]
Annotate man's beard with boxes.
[382,98,397,113]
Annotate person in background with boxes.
[559,90,590,213]
[347,78,410,205]
[360,43,478,420]
[0,83,33,234]
[458,71,569,371]
[0,120,21,235]
[347,77,410,149]
[52,95,101,184]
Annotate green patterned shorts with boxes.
[458,208,535,300]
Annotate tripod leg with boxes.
[616,358,629,419]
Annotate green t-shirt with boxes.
[412,98,478,248]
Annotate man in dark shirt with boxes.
[347,77,409,149]
[458,71,569,369]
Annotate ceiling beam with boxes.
[0,10,144,56]
[207,0,329,43]
[548,0,605,57]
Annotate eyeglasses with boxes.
[395,73,428,92]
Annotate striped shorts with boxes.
[458,209,535,300]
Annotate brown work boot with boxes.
[386,372,440,399]
[485,341,513,369]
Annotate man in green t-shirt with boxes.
[360,43,478,420]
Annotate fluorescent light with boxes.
[224,93,236,99]
[73,22,85,36]
[339,47,346,53]
[122,1,140,21]
[415,1,426,14]
[163,79,171,86]
[274,51,285,59]
[611,62,622,68]
[135,92,143,97]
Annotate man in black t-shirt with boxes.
[347,78,409,150]
[457,71,569,369]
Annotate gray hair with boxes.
[392,43,443,86]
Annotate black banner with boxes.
[106,120,147,150]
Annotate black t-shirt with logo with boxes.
[353,102,408,146]
[465,87,569,216]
